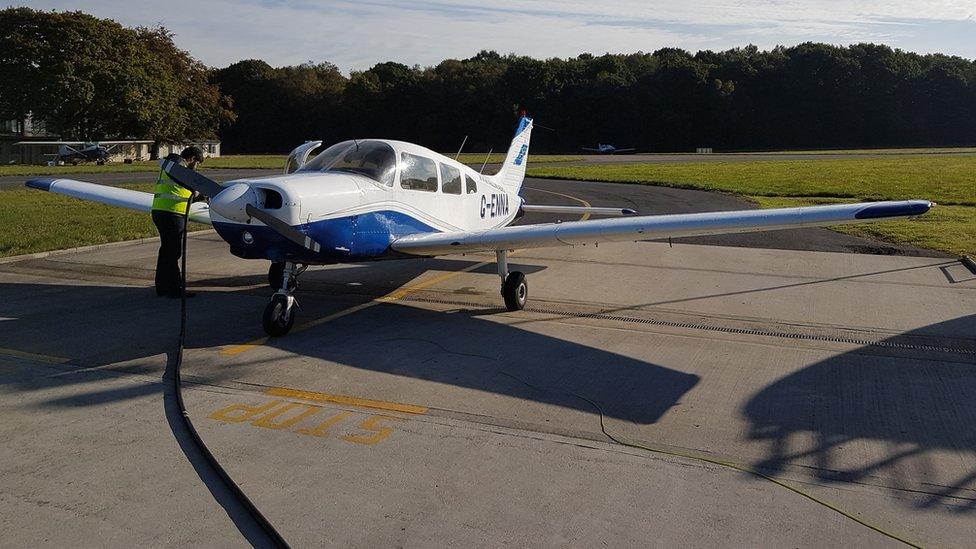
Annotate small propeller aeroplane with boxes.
[25,116,932,336]
[15,140,152,165]
[581,143,635,154]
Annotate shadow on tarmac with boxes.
[743,314,976,512]
[0,256,698,427]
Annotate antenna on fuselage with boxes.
[454,135,468,160]
[479,148,493,174]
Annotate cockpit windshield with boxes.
[299,140,396,187]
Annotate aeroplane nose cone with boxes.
[210,183,258,223]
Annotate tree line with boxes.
[216,46,976,153]
[4,8,975,154]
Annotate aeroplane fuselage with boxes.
[209,139,521,264]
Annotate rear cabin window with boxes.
[400,153,438,192]
[465,175,479,194]
[440,164,462,195]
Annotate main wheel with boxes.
[502,271,528,311]
[262,296,296,336]
[268,261,285,290]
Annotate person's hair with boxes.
[180,146,205,163]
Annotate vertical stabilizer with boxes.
[488,116,533,193]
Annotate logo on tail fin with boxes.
[514,144,528,166]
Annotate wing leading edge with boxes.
[25,178,212,225]
[391,200,932,256]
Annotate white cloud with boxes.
[15,1,976,70]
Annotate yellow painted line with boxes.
[265,386,428,415]
[0,347,70,364]
[221,261,490,356]
[524,186,593,221]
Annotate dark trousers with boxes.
[151,210,187,296]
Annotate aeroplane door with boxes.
[284,140,323,174]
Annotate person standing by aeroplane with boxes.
[151,146,205,298]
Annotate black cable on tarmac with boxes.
[166,195,290,548]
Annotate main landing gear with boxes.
[497,250,527,311]
[263,261,306,336]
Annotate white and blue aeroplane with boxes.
[26,116,932,336]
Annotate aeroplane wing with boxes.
[612,148,636,153]
[25,178,212,225]
[580,147,601,152]
[97,140,154,145]
[391,200,931,256]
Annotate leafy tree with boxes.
[0,7,231,152]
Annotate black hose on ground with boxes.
[168,196,290,548]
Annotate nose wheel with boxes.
[497,250,527,311]
[263,294,296,336]
[262,261,304,336]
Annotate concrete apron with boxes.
[1,231,974,546]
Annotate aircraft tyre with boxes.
[502,271,527,311]
[268,261,285,290]
[263,295,296,336]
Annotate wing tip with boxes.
[854,200,932,220]
[25,178,56,191]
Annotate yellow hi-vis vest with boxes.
[151,169,192,214]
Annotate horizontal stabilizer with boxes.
[521,204,636,216]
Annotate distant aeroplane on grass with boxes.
[25,116,933,336]
[581,143,636,154]
[15,140,153,165]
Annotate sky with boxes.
[18,1,976,71]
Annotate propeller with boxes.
[161,158,224,197]
[245,204,321,253]
[160,159,322,254]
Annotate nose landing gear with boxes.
[262,261,305,336]
[496,250,527,311]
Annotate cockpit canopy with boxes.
[299,140,396,187]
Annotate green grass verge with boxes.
[0,183,208,258]
[527,155,976,257]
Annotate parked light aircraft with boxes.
[15,140,152,165]
[581,143,635,154]
[26,116,932,336]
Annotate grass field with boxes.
[0,154,581,177]
[0,183,209,258]
[527,154,976,257]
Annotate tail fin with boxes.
[488,116,533,193]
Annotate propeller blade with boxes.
[160,159,224,197]
[245,203,322,253]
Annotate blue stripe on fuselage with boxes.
[213,210,439,263]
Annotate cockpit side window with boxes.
[299,140,396,187]
[465,175,478,194]
[440,163,462,195]
[400,153,438,192]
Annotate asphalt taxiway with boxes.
[1,179,973,547]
